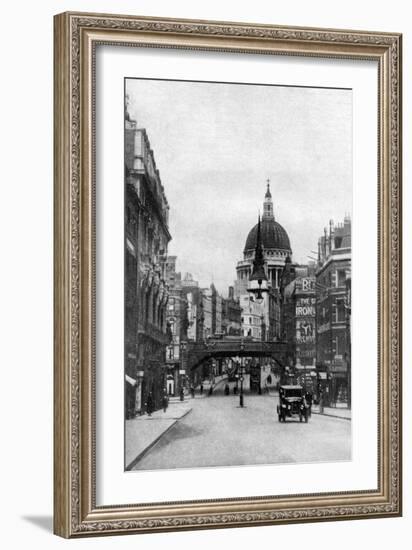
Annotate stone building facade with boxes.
[222,286,242,336]
[164,256,189,396]
[239,295,264,339]
[315,216,351,405]
[124,110,171,416]
[280,261,317,388]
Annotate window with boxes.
[332,301,346,323]
[337,269,346,287]
[334,335,341,355]
[338,302,346,322]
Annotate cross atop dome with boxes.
[263,179,274,220]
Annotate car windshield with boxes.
[284,389,302,398]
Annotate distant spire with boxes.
[263,180,274,220]
[265,178,272,198]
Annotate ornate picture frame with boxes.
[54,11,402,538]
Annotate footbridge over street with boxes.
[184,337,289,373]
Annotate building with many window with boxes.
[124,109,171,417]
[240,295,264,339]
[315,216,351,405]
[222,286,242,336]
[164,256,189,396]
[280,261,317,388]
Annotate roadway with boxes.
[132,379,351,471]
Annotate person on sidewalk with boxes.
[305,390,313,417]
[146,392,154,416]
[179,386,184,401]
[162,392,169,413]
[224,383,230,396]
[200,383,204,395]
[319,390,324,414]
[190,385,195,399]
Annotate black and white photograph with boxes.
[124,77,352,471]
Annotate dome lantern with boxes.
[263,178,274,220]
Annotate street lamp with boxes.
[135,369,145,416]
[247,215,268,305]
[239,338,245,407]
[179,340,187,400]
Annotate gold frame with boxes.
[54,11,402,538]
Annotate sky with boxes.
[126,78,352,296]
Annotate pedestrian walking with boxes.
[319,390,324,414]
[146,391,154,416]
[208,385,213,396]
[305,390,312,417]
[179,386,184,401]
[162,392,169,413]
[224,383,230,396]
[190,385,195,399]
[200,383,204,395]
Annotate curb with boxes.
[126,408,192,470]
[312,411,351,421]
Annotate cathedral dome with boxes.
[244,218,291,253]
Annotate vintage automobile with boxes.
[277,384,309,423]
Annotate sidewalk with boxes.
[311,404,352,420]
[125,401,192,470]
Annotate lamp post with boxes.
[247,215,268,305]
[135,369,145,416]
[179,340,187,400]
[239,338,245,407]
